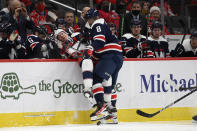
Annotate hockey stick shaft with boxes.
[179,86,197,91]
[179,20,186,45]
[136,88,197,118]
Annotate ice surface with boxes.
[0,121,197,131]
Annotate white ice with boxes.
[1,121,197,131]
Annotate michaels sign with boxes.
[140,74,197,93]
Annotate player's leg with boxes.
[90,74,106,121]
[108,54,123,123]
[90,56,116,120]
[80,58,94,104]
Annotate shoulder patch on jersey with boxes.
[182,39,192,51]
[148,36,167,42]
[91,18,105,29]
[140,35,146,39]
[148,36,153,41]
[158,36,167,42]
[122,33,133,39]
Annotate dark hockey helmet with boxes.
[130,20,142,27]
[108,22,116,28]
[151,21,162,30]
[191,31,197,38]
[84,8,99,20]
[34,25,48,35]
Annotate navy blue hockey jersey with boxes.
[147,36,170,58]
[89,19,122,58]
[122,33,146,58]
[25,35,45,59]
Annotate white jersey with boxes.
[182,39,197,53]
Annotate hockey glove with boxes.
[170,43,185,57]
[84,45,93,59]
[71,32,83,43]
[138,42,149,51]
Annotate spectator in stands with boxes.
[64,10,80,34]
[122,19,146,58]
[148,6,169,35]
[5,0,36,43]
[78,6,90,33]
[43,10,58,34]
[152,0,175,16]
[170,31,197,57]
[30,0,47,26]
[96,0,113,25]
[124,0,147,36]
[20,0,32,13]
[141,0,151,17]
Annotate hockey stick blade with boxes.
[136,88,197,118]
[179,86,197,91]
[136,109,160,118]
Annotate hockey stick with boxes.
[179,86,197,91]
[172,19,187,57]
[136,88,197,118]
[179,19,187,45]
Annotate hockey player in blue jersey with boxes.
[122,20,146,58]
[84,8,123,122]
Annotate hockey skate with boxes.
[96,105,118,125]
[90,101,108,121]
[192,115,197,123]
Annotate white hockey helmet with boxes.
[54,29,66,39]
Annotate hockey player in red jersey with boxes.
[84,8,123,123]
[54,29,95,104]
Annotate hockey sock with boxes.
[111,90,117,107]
[92,83,104,103]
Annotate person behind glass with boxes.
[29,0,47,26]
[122,19,146,58]
[96,0,113,24]
[148,6,170,35]
[170,31,197,57]
[141,21,170,58]
[64,10,80,35]
[78,6,90,33]
[141,0,151,17]
[124,0,147,36]
[3,0,36,43]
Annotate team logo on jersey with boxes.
[0,72,36,99]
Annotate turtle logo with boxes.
[0,72,36,99]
